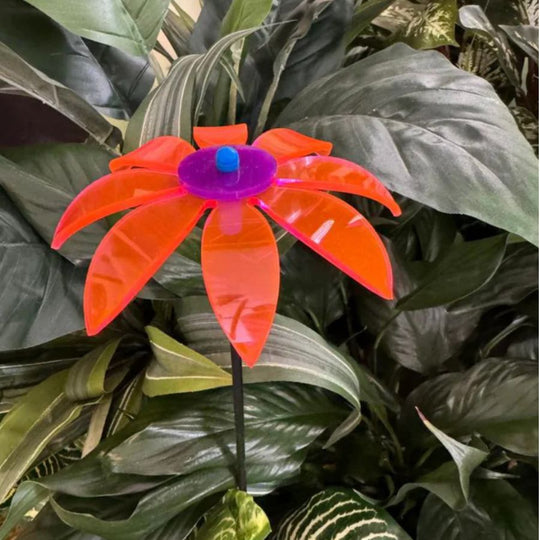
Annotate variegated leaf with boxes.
[275,488,411,540]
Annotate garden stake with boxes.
[231,344,247,491]
[51,123,400,493]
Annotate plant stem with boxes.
[231,344,247,491]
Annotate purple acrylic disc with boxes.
[178,145,277,201]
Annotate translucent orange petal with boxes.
[276,156,401,217]
[109,137,195,173]
[52,170,182,249]
[85,194,209,335]
[201,202,280,367]
[252,128,332,163]
[256,187,393,299]
[193,124,248,148]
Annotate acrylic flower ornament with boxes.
[52,124,401,367]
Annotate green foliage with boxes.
[0,0,537,538]
[194,489,271,540]
[275,488,412,539]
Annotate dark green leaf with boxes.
[459,5,522,88]
[22,0,170,56]
[105,384,346,476]
[417,410,488,500]
[279,242,345,332]
[0,0,153,119]
[500,24,539,59]
[0,193,85,351]
[0,42,119,148]
[175,297,362,415]
[354,243,477,373]
[402,358,538,455]
[277,43,538,244]
[417,481,538,540]
[397,235,508,310]
[346,0,397,44]
[449,243,538,313]
[0,143,113,263]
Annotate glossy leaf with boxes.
[354,242,478,373]
[397,235,508,310]
[0,42,119,149]
[0,371,83,503]
[459,5,521,88]
[391,461,467,510]
[277,43,538,244]
[8,384,347,539]
[417,482,538,540]
[417,409,488,501]
[500,24,539,59]
[0,143,114,263]
[275,488,412,540]
[22,0,170,56]
[64,340,122,401]
[175,297,362,414]
[449,243,538,313]
[105,383,345,477]
[143,326,232,395]
[346,0,397,44]
[0,0,153,119]
[0,194,85,351]
[403,358,538,455]
[195,489,271,540]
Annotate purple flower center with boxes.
[178,145,276,201]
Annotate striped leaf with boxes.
[195,489,271,540]
[126,28,258,148]
[275,488,411,540]
[143,326,232,395]
[0,371,83,503]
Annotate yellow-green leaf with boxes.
[143,326,232,396]
[0,371,82,503]
[195,489,271,540]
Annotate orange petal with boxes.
[252,128,332,163]
[201,202,279,367]
[85,194,209,335]
[256,187,393,299]
[276,156,401,217]
[52,170,182,249]
[193,124,248,148]
[110,137,195,173]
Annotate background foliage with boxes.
[0,0,537,538]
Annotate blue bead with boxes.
[215,146,240,173]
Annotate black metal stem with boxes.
[230,344,247,491]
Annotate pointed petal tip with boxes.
[50,236,62,250]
